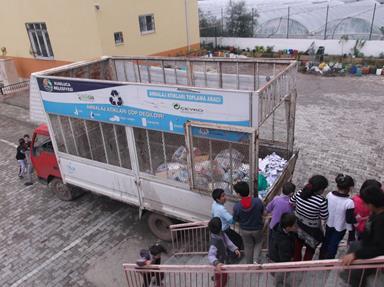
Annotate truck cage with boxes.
[30,56,298,225]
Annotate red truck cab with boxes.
[31,124,61,181]
[31,124,82,201]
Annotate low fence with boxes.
[170,221,210,254]
[0,80,30,95]
[123,257,384,287]
[201,37,384,58]
[125,219,383,287]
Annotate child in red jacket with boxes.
[352,179,382,240]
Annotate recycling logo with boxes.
[42,78,53,92]
[109,90,123,106]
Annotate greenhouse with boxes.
[198,0,384,39]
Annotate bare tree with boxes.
[225,0,256,37]
[199,8,220,37]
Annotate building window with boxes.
[25,23,54,59]
[139,14,155,34]
[114,32,124,45]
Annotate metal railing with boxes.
[170,221,210,254]
[127,205,384,287]
[257,61,297,127]
[112,56,293,90]
[0,80,29,95]
[128,212,384,287]
[42,56,298,136]
[169,216,269,255]
[123,256,384,287]
[110,56,297,147]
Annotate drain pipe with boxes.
[184,0,191,53]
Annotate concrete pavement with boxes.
[0,73,383,286]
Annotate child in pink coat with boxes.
[352,179,382,239]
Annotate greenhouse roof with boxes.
[199,0,384,38]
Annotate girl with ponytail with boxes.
[300,175,329,200]
[290,175,329,261]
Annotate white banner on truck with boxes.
[37,78,252,134]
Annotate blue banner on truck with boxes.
[37,77,252,136]
[191,127,250,143]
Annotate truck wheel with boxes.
[147,213,173,241]
[48,178,75,201]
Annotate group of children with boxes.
[136,175,384,287]
[208,181,297,287]
[15,134,33,186]
[209,175,384,287]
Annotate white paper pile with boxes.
[259,152,287,186]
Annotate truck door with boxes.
[184,121,258,196]
[31,132,61,180]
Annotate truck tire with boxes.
[48,178,75,201]
[147,213,173,241]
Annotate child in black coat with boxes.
[16,138,26,178]
[341,186,384,287]
[208,217,240,287]
[136,243,167,287]
[269,213,297,287]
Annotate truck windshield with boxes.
[33,134,53,155]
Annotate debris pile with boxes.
[304,61,384,77]
[155,146,287,199]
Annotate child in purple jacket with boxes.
[266,182,296,249]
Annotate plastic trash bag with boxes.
[156,162,189,183]
[212,181,232,195]
[194,174,210,189]
[215,149,244,171]
[223,170,245,184]
[258,173,269,192]
[171,146,187,163]
[239,163,250,177]
[172,146,202,163]
[194,160,225,181]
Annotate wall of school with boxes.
[95,0,200,56]
[0,0,200,66]
[0,0,102,62]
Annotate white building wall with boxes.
[29,74,47,123]
[0,59,20,86]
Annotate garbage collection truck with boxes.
[29,56,298,240]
